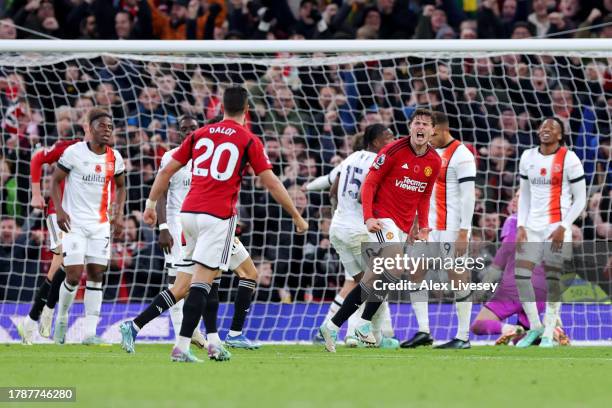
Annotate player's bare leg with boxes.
[515,259,545,348]
[470,306,525,345]
[225,257,261,349]
[40,252,66,338]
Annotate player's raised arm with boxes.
[258,169,308,233]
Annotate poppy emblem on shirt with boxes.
[95,164,102,173]
[386,232,394,240]
[424,166,433,177]
[540,168,547,176]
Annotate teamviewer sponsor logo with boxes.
[395,176,427,192]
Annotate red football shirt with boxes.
[30,138,81,215]
[172,118,272,219]
[362,137,441,233]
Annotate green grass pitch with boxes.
[1,344,611,408]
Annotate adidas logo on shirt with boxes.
[401,163,409,170]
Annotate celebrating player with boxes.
[328,123,397,348]
[142,86,308,362]
[319,109,441,352]
[51,109,126,345]
[515,118,586,348]
[119,115,262,354]
[17,134,82,344]
[402,111,476,349]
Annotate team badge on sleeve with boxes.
[373,154,386,170]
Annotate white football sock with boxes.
[347,303,364,336]
[543,302,561,339]
[84,281,102,338]
[207,332,221,346]
[176,336,191,352]
[169,299,184,339]
[324,294,344,322]
[515,267,542,330]
[410,290,430,334]
[57,280,77,321]
[455,301,472,341]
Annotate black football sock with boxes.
[28,278,51,321]
[230,278,256,333]
[46,267,66,309]
[330,284,364,328]
[133,289,176,330]
[179,283,211,338]
[203,278,220,334]
[361,300,383,322]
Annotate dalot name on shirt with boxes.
[208,126,237,136]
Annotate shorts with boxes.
[484,300,546,329]
[179,213,237,273]
[46,214,63,254]
[329,222,369,278]
[428,229,470,257]
[228,237,250,272]
[516,225,572,268]
[164,218,193,277]
[62,223,110,266]
[367,218,409,244]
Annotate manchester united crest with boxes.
[386,232,394,240]
[424,166,433,177]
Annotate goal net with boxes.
[0,40,610,344]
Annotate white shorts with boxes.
[179,213,237,273]
[46,214,63,254]
[428,229,470,258]
[228,237,250,272]
[62,223,110,266]
[329,222,369,278]
[367,218,409,244]
[517,224,572,268]
[164,219,192,277]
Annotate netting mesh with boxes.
[0,48,610,343]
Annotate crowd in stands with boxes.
[0,0,611,304]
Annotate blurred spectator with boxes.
[127,86,177,140]
[414,5,447,39]
[0,17,17,39]
[0,157,21,217]
[11,0,65,39]
[263,87,310,135]
[144,0,226,40]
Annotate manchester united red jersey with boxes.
[30,138,81,215]
[362,137,441,233]
[172,118,272,219]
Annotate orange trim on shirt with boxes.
[549,147,567,224]
[434,140,461,230]
[99,147,115,223]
